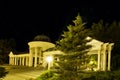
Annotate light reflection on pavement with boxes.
[1,65,44,80]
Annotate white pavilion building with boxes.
[8,36,114,71]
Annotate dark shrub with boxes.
[0,67,8,78]
[36,70,59,80]
[36,70,120,80]
[112,70,120,80]
[80,71,118,80]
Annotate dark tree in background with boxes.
[0,67,8,78]
[54,14,92,80]
[0,38,16,64]
[90,20,120,70]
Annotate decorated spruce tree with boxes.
[53,14,92,80]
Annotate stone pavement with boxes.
[1,65,44,80]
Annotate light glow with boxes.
[46,56,53,70]
[46,56,53,63]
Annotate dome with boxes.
[33,35,51,42]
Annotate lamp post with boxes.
[46,56,53,70]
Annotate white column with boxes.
[99,44,103,71]
[103,52,107,71]
[22,57,25,66]
[29,47,33,67]
[97,49,101,71]
[11,57,13,65]
[26,57,28,66]
[15,56,17,65]
[20,57,22,65]
[16,57,18,65]
[34,47,38,67]
[108,43,114,71]
[100,52,103,70]
[12,57,15,65]
[39,48,42,64]
[10,57,13,65]
[9,57,11,65]
[13,56,15,65]
[103,43,108,71]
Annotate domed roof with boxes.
[33,35,51,42]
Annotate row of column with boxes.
[29,47,42,67]
[9,47,43,67]
[97,43,114,71]
[9,56,29,66]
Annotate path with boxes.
[1,65,44,80]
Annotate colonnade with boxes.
[27,41,55,67]
[9,40,114,71]
[9,52,29,66]
[9,47,43,67]
[97,43,114,71]
[29,47,42,67]
[9,41,55,67]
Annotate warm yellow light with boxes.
[46,56,53,63]
[90,60,94,65]
[46,56,53,70]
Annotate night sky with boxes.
[1,1,120,51]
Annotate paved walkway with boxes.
[1,65,45,80]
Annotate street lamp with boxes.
[46,56,53,70]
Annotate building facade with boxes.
[9,41,55,67]
[9,37,114,71]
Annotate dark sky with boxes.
[1,1,120,51]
